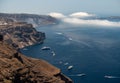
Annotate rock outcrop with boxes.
[0,41,72,83]
[0,22,45,48]
[0,13,57,27]
[0,13,73,83]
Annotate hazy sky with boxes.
[0,0,120,15]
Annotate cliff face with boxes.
[0,22,45,48]
[0,13,57,27]
[0,41,72,83]
[0,13,73,83]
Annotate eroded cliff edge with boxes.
[0,40,72,83]
[0,22,45,48]
[0,13,72,83]
[0,13,57,27]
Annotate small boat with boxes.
[68,66,73,70]
[69,73,86,77]
[104,75,119,79]
[59,61,63,64]
[56,32,63,35]
[64,62,69,65]
[68,37,72,40]
[23,48,28,50]
[77,73,86,76]
[41,46,51,50]
[51,51,56,56]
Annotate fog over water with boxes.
[49,12,120,27]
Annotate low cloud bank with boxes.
[49,12,65,18]
[49,12,120,27]
[63,18,120,27]
[69,12,95,18]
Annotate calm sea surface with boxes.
[21,23,120,83]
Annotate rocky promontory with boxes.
[0,39,72,83]
[0,13,72,83]
[0,13,57,48]
[0,21,45,48]
[0,13,57,27]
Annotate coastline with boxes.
[0,13,73,83]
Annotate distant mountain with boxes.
[0,13,57,27]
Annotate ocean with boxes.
[21,17,120,83]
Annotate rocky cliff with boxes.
[0,13,57,27]
[0,13,72,83]
[0,22,45,48]
[0,39,72,83]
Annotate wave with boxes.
[49,12,120,27]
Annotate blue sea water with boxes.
[21,21,120,83]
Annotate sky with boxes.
[0,0,120,16]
